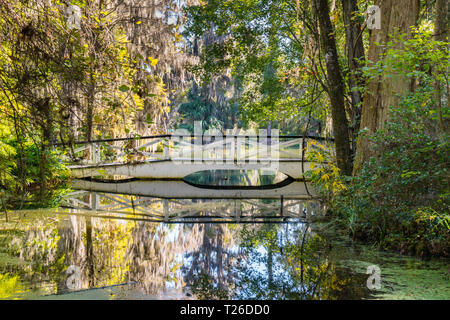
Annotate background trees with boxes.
[183,0,449,255]
[0,0,194,206]
[185,0,448,172]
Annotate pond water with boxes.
[0,171,448,300]
[0,206,448,300]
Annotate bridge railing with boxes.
[55,134,333,165]
[61,190,321,223]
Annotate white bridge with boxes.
[61,134,332,180]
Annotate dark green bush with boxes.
[0,140,70,209]
[325,29,450,257]
[332,97,449,256]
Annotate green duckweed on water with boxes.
[333,248,450,300]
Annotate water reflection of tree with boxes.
[2,209,239,297]
[2,210,134,294]
[124,221,181,295]
[182,223,240,299]
[55,214,86,292]
[1,212,68,295]
[185,169,250,186]
[1,202,371,299]
[235,223,370,299]
[184,169,283,187]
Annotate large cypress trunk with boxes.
[353,0,420,173]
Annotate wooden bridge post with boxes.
[300,137,304,158]
[163,138,170,160]
[233,135,238,163]
[88,143,100,164]
[163,199,169,222]
[248,132,258,164]
[194,121,202,164]
[270,129,279,169]
[224,129,234,164]
[90,192,99,210]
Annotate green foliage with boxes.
[1,140,71,209]
[189,272,229,300]
[304,140,348,200]
[0,0,170,208]
[325,29,450,257]
[176,89,239,131]
[0,141,17,198]
[0,273,22,299]
[184,0,329,128]
[332,114,450,256]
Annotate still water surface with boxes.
[1,206,448,300]
[0,171,448,300]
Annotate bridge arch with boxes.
[60,134,332,181]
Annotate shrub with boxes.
[1,139,71,209]
[311,28,450,257]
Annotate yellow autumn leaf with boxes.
[316,152,324,162]
[148,56,159,66]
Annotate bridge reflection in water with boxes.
[63,178,320,224]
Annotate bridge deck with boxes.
[70,158,315,180]
[60,134,333,180]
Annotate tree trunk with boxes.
[434,0,449,131]
[86,76,95,142]
[434,0,448,42]
[353,0,420,174]
[39,97,52,202]
[85,215,95,287]
[314,0,352,175]
[341,0,365,156]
